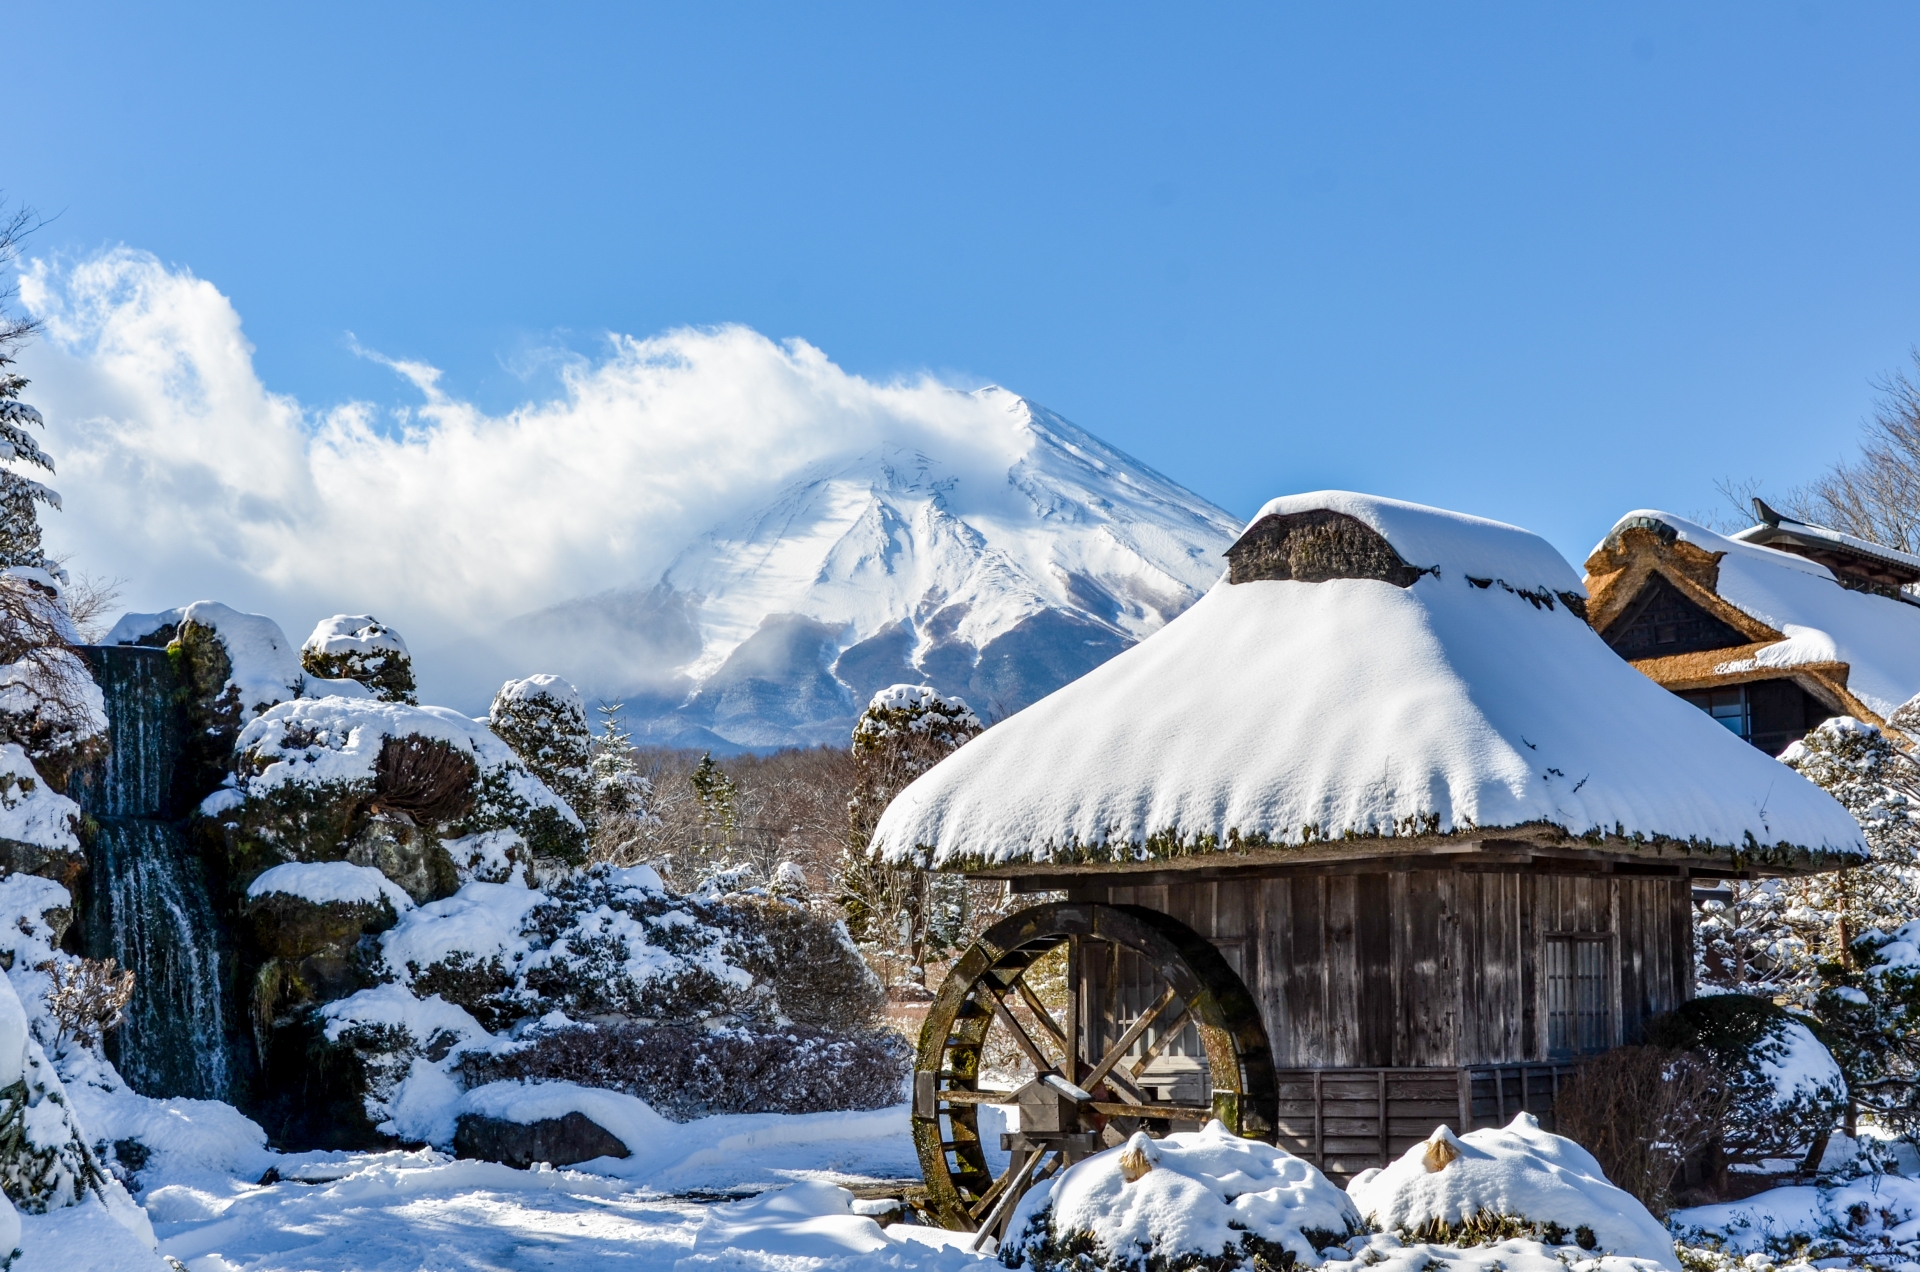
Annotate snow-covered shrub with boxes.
[203,695,586,904]
[303,866,907,1143]
[1005,1121,1361,1272]
[0,570,105,792]
[301,615,417,703]
[0,970,106,1213]
[40,959,132,1051]
[1644,995,1846,1167]
[455,1020,910,1120]
[722,895,885,1034]
[0,743,82,888]
[488,675,590,823]
[1547,1045,1728,1214]
[1347,1117,1677,1269]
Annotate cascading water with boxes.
[70,645,235,1101]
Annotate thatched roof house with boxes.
[1585,504,1920,753]
[874,491,1865,878]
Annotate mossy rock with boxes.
[0,835,85,897]
[343,813,458,905]
[243,889,399,961]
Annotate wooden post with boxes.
[1065,935,1081,1084]
[1376,1069,1388,1167]
[1456,1067,1471,1132]
[1313,1069,1324,1166]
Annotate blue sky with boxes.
[11,2,1920,571]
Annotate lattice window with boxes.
[1545,936,1612,1057]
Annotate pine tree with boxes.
[585,700,655,863]
[0,356,58,577]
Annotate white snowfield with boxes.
[874,492,1866,870]
[1604,511,1920,721]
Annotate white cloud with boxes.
[13,247,1021,663]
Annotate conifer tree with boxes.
[0,202,58,578]
[842,685,984,987]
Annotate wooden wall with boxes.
[1081,866,1691,1068]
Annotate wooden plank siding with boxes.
[1095,866,1691,1070]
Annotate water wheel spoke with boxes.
[1082,984,1181,1092]
[1126,1000,1192,1079]
[1087,1097,1215,1120]
[988,991,1053,1072]
[1013,974,1067,1051]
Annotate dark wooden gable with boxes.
[1598,572,1749,657]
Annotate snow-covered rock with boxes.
[486,675,590,824]
[246,861,416,912]
[1005,1121,1361,1272]
[204,693,585,901]
[873,491,1866,871]
[300,615,416,703]
[108,601,302,725]
[0,745,81,886]
[1348,1117,1677,1270]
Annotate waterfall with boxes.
[71,646,235,1102]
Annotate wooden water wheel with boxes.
[911,902,1276,1238]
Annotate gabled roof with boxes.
[872,492,1865,877]
[1731,498,1920,593]
[1586,510,1920,732]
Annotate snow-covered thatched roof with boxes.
[871,492,1866,876]
[1587,510,1920,730]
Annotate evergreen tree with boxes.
[585,700,655,863]
[842,685,983,987]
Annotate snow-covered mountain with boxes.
[498,388,1242,750]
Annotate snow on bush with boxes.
[853,684,982,747]
[1004,1122,1362,1272]
[0,569,105,789]
[300,615,417,703]
[1645,995,1846,1163]
[0,968,106,1213]
[317,865,905,1139]
[204,694,586,897]
[1347,1117,1677,1270]
[488,675,590,826]
[455,1019,909,1121]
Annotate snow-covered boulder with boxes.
[301,615,416,703]
[244,862,416,1039]
[487,675,590,825]
[452,1080,639,1168]
[109,601,303,726]
[0,745,82,890]
[1347,1116,1677,1270]
[1005,1121,1362,1272]
[202,694,586,905]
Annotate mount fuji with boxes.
[493,388,1243,750]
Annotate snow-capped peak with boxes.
[503,389,1242,749]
